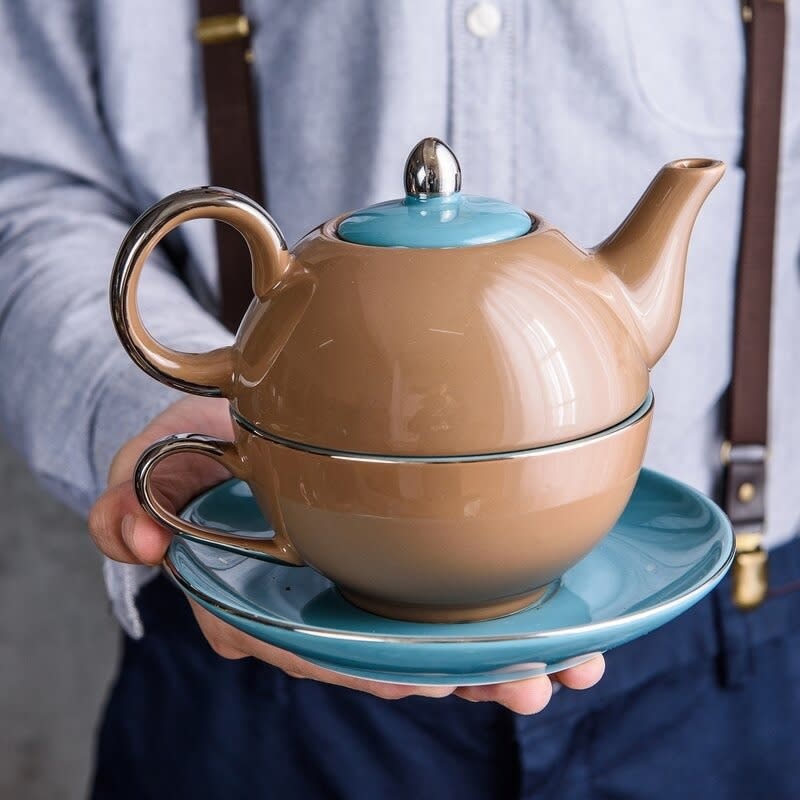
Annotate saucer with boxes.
[163,469,733,685]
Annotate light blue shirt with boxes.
[0,1,798,635]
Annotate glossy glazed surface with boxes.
[139,395,652,622]
[337,193,533,247]
[163,468,734,685]
[233,215,653,455]
[593,158,726,368]
[112,159,724,456]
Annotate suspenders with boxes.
[195,0,265,332]
[724,0,785,609]
[194,2,787,610]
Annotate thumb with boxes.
[88,396,234,565]
[88,479,174,565]
[90,444,230,565]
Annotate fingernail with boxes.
[121,514,136,549]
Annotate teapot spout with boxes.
[593,158,725,368]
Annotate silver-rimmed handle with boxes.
[110,187,291,397]
[135,433,303,565]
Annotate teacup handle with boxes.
[110,187,291,397]
[135,433,304,565]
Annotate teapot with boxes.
[112,138,724,622]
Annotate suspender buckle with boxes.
[720,441,768,466]
[732,531,768,610]
[722,442,769,610]
[195,14,250,45]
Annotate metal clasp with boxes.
[722,442,770,610]
[732,531,769,610]
[720,441,768,466]
[195,14,250,45]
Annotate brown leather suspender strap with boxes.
[725,0,786,610]
[195,0,265,332]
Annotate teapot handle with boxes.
[110,187,290,396]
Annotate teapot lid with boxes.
[337,138,532,248]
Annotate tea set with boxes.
[111,138,733,684]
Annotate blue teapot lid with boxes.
[337,138,532,248]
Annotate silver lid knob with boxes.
[403,137,462,198]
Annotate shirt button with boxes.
[466,2,503,39]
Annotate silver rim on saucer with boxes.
[163,471,734,646]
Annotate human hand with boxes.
[89,395,605,714]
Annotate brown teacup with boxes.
[134,394,651,622]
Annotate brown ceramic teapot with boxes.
[113,139,724,622]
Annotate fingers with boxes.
[89,460,217,565]
[91,458,224,564]
[188,600,606,710]
[89,396,236,566]
[188,600,456,700]
[551,654,605,690]
[454,654,605,715]
[455,676,554,715]
[121,514,174,565]
[88,480,173,564]
[455,654,605,714]
[88,482,143,563]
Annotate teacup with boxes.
[134,393,652,622]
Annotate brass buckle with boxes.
[721,441,769,610]
[720,441,768,466]
[732,530,768,610]
[195,14,250,45]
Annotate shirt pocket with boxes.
[619,0,745,140]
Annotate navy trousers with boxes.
[91,537,800,799]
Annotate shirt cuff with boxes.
[102,559,159,639]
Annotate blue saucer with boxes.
[164,469,733,685]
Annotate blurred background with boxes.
[1,437,117,799]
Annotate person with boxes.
[0,2,798,798]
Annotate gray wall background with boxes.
[0,437,117,799]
